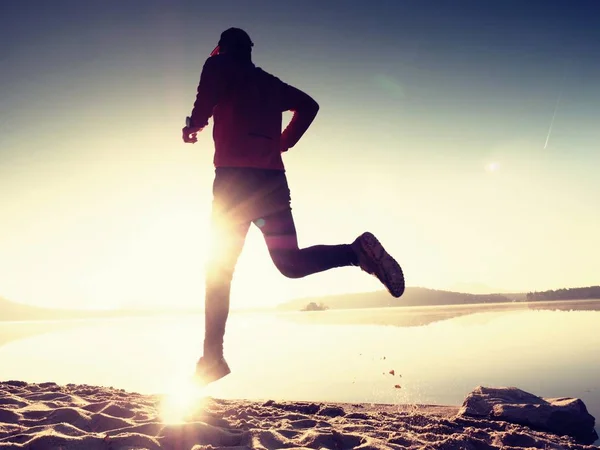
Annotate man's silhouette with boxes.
[182,28,404,384]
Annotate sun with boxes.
[485,162,500,172]
[159,377,209,424]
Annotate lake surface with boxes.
[1,300,599,440]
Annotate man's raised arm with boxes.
[189,56,226,130]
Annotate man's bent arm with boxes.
[189,57,225,129]
[279,84,319,151]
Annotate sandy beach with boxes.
[0,381,597,449]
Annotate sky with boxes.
[1,0,599,310]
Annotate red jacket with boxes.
[189,54,319,171]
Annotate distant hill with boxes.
[277,287,525,311]
[278,286,600,311]
[526,286,600,301]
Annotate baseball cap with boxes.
[211,28,254,56]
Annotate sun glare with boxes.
[160,377,208,424]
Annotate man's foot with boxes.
[195,355,231,385]
[352,232,405,298]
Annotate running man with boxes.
[182,28,404,385]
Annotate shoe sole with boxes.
[360,232,405,298]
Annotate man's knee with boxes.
[271,252,305,279]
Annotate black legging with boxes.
[203,168,358,358]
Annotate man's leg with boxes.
[256,209,405,297]
[203,216,250,360]
[255,208,358,278]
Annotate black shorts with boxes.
[211,167,292,225]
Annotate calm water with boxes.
[1,300,599,437]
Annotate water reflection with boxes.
[0,302,598,433]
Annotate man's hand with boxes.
[182,125,202,144]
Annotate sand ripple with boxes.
[0,381,596,449]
